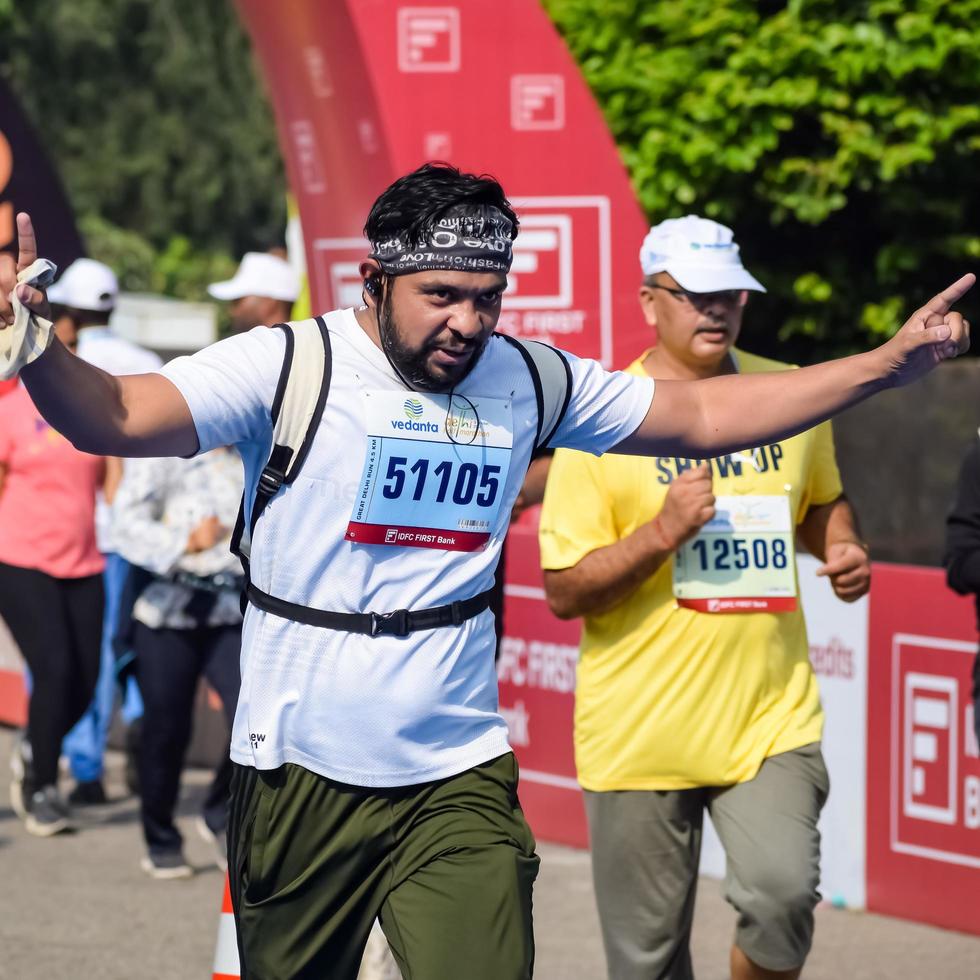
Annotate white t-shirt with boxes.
[161,308,654,787]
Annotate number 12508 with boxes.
[691,536,788,571]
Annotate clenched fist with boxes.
[654,463,715,551]
[186,515,229,554]
[817,540,871,603]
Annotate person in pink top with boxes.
[0,317,105,837]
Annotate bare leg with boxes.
[731,944,801,980]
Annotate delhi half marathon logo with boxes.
[444,395,486,444]
[404,398,424,421]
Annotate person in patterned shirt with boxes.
[111,448,244,878]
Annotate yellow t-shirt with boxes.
[538,350,842,791]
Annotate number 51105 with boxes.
[382,456,501,507]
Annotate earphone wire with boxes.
[371,275,418,393]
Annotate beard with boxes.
[378,289,489,393]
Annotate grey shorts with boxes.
[584,742,830,979]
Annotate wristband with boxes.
[0,258,58,381]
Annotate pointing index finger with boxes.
[922,273,976,318]
[16,212,37,273]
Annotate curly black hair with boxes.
[364,162,519,248]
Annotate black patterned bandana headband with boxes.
[370,204,514,276]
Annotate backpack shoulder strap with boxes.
[268,315,333,485]
[232,315,332,566]
[496,333,573,451]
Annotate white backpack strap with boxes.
[269,316,332,483]
[497,334,573,451]
[232,316,332,566]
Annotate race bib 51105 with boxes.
[345,390,514,552]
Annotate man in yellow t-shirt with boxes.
[538,216,871,980]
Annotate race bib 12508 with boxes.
[672,494,797,613]
[345,390,513,552]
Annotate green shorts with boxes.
[228,752,539,980]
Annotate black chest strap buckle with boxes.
[370,608,411,637]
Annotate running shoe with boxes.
[195,815,228,872]
[9,734,35,821]
[68,779,108,806]
[25,785,72,837]
[140,850,194,880]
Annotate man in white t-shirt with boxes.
[47,258,161,806]
[1,163,972,979]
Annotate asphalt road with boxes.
[2,725,978,979]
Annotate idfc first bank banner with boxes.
[235,0,651,368]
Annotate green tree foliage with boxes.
[544,0,980,360]
[0,0,285,297]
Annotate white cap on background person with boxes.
[639,215,766,293]
[207,252,301,303]
[47,258,119,312]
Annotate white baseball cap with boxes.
[208,252,301,303]
[639,215,766,293]
[47,258,119,312]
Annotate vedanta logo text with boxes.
[390,419,440,433]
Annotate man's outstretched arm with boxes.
[20,340,197,457]
[616,275,973,459]
[2,213,198,457]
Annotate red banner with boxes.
[866,563,980,934]
[235,0,652,367]
[498,517,587,848]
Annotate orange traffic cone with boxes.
[210,874,399,978]
[212,874,240,979]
